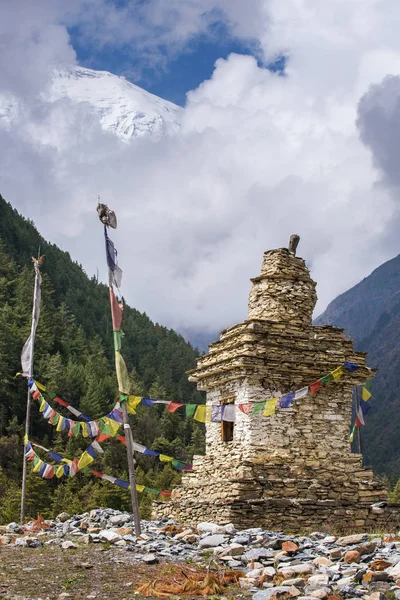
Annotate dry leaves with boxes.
[136,567,245,597]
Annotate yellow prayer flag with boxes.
[194,405,211,424]
[136,484,145,493]
[159,454,173,463]
[56,465,65,478]
[33,459,43,473]
[331,366,344,382]
[24,434,28,445]
[56,416,65,432]
[115,351,131,394]
[127,395,142,415]
[34,380,47,392]
[81,421,89,438]
[39,397,46,412]
[78,451,94,470]
[349,427,355,442]
[361,386,372,401]
[102,417,121,437]
[263,398,278,417]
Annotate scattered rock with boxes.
[56,512,70,522]
[61,540,77,549]
[199,534,227,548]
[344,550,361,564]
[282,541,300,554]
[336,534,368,547]
[142,553,159,564]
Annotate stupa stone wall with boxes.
[155,245,395,533]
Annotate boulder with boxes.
[199,534,227,548]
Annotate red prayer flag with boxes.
[97,432,112,443]
[109,287,123,331]
[53,396,70,408]
[238,403,252,415]
[44,465,54,479]
[32,390,41,400]
[310,380,322,394]
[160,491,172,497]
[166,402,184,413]
[68,421,76,437]
[117,435,126,446]
[91,470,103,478]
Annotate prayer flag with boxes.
[43,404,52,419]
[132,442,147,453]
[294,387,309,400]
[56,416,67,432]
[78,451,94,470]
[56,465,65,478]
[320,374,331,385]
[49,451,63,463]
[331,366,344,382]
[159,454,173,462]
[360,400,371,417]
[91,440,104,454]
[43,464,54,479]
[238,403,252,415]
[91,471,104,478]
[143,448,159,457]
[53,396,70,408]
[171,459,186,471]
[66,405,81,417]
[39,462,47,477]
[310,380,322,394]
[115,478,129,489]
[349,425,356,442]
[251,401,265,415]
[160,490,172,498]
[102,474,117,484]
[86,445,97,459]
[280,392,295,408]
[136,484,145,493]
[101,417,120,437]
[39,397,46,412]
[361,386,372,401]
[211,405,224,422]
[115,351,130,394]
[113,330,122,352]
[185,404,197,418]
[167,402,184,413]
[34,380,46,392]
[34,390,43,402]
[141,398,154,407]
[194,405,211,423]
[109,287,123,331]
[145,487,159,495]
[263,398,278,417]
[344,362,359,371]
[127,395,142,414]
[222,405,236,422]
[21,266,42,376]
[355,404,365,427]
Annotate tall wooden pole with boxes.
[98,205,141,534]
[355,386,363,456]
[120,402,142,535]
[20,260,41,522]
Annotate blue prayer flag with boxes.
[280,393,295,408]
[344,362,359,371]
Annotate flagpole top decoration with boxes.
[97,197,117,229]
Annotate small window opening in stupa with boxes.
[221,395,235,441]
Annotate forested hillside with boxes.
[315,255,400,482]
[0,194,205,521]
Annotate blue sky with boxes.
[68,20,282,106]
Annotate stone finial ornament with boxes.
[288,234,300,255]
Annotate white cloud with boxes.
[1,0,400,341]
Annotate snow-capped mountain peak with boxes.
[49,66,182,139]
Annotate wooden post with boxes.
[355,386,363,455]
[120,401,142,535]
[20,260,41,522]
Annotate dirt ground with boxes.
[0,544,251,600]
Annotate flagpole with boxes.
[97,202,141,535]
[355,386,363,455]
[20,258,42,522]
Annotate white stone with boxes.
[197,522,227,535]
[279,564,314,578]
[61,541,77,549]
[307,575,330,587]
[99,530,122,544]
[199,534,227,548]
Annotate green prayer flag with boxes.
[113,330,122,352]
[185,404,197,418]
[145,487,159,495]
[46,391,57,400]
[70,421,81,436]
[119,393,128,403]
[364,379,373,391]
[251,401,266,415]
[320,374,331,385]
